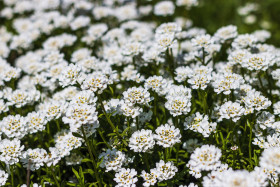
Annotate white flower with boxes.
[250,167,268,187]
[176,0,198,8]
[62,104,98,132]
[82,24,108,44]
[154,1,175,16]
[141,169,158,187]
[75,122,100,138]
[256,111,275,129]
[156,33,176,52]
[1,115,27,139]
[260,147,280,172]
[191,34,213,49]
[0,99,8,114]
[1,66,21,82]
[203,169,262,187]
[123,87,152,106]
[40,100,67,121]
[44,147,62,167]
[0,170,8,186]
[55,132,83,157]
[70,16,90,30]
[252,30,271,42]
[187,65,213,90]
[115,5,137,21]
[242,53,271,71]
[65,153,83,166]
[165,95,191,116]
[212,72,244,95]
[59,64,81,87]
[272,69,280,83]
[184,112,217,137]
[120,102,143,118]
[71,48,91,63]
[70,90,97,106]
[5,88,40,108]
[166,85,192,99]
[214,25,238,42]
[99,149,125,172]
[122,41,144,56]
[155,160,178,181]
[154,124,181,148]
[121,65,145,83]
[81,72,109,94]
[232,34,257,49]
[156,22,182,35]
[187,145,222,178]
[243,90,271,112]
[144,76,168,96]
[0,138,24,165]
[142,48,164,64]
[103,99,123,115]
[21,148,47,171]
[129,129,155,152]
[26,112,47,134]
[114,168,138,187]
[218,101,245,122]
[273,101,280,115]
[92,6,113,20]
[228,49,248,65]
[175,66,193,83]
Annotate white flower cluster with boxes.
[141,160,178,186]
[129,129,155,152]
[154,124,182,148]
[184,112,217,137]
[1,0,280,186]
[114,168,138,187]
[187,145,222,178]
[99,149,126,172]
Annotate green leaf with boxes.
[72,132,83,138]
[79,166,84,183]
[109,86,114,95]
[97,157,104,168]
[66,182,77,186]
[121,126,130,136]
[84,169,94,176]
[72,167,80,180]
[122,139,128,146]
[82,158,92,163]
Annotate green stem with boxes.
[50,166,60,187]
[257,73,265,93]
[11,165,14,187]
[81,126,102,187]
[202,47,206,65]
[247,120,253,167]
[98,129,110,149]
[166,49,175,80]
[153,93,158,128]
[143,153,150,171]
[136,116,139,130]
[174,116,179,128]
[265,70,273,106]
[165,148,168,162]
[55,120,61,131]
[175,144,180,167]
[97,95,121,138]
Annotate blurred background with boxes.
[138,0,280,46]
[191,0,280,46]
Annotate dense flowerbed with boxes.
[0,0,280,186]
